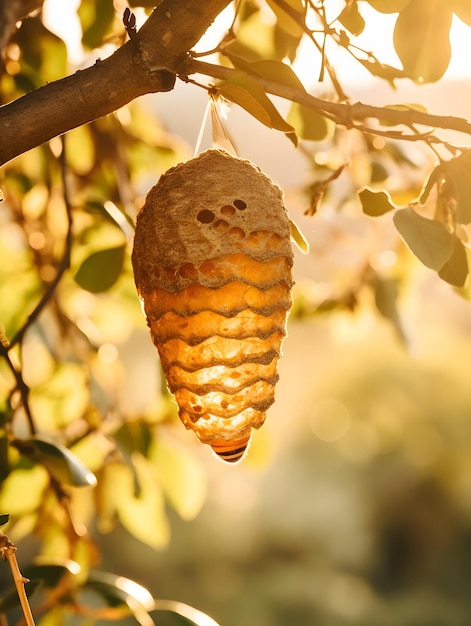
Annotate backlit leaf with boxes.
[24,561,81,588]
[360,188,397,216]
[114,454,170,549]
[393,207,453,269]
[380,103,429,126]
[218,73,293,132]
[149,437,207,521]
[442,150,471,224]
[0,514,9,526]
[266,0,305,37]
[153,599,222,626]
[14,17,67,86]
[373,276,406,343]
[287,102,332,141]
[0,466,49,515]
[438,235,469,287]
[419,164,445,204]
[366,0,411,12]
[393,0,453,82]
[290,219,310,253]
[78,0,116,49]
[84,571,155,611]
[338,2,366,35]
[75,245,126,293]
[452,0,471,25]
[226,56,307,93]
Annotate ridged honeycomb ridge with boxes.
[132,149,293,463]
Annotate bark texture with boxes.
[0,0,231,166]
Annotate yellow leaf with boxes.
[218,72,294,132]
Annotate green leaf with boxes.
[287,102,332,141]
[438,235,469,287]
[75,245,126,293]
[393,0,453,83]
[14,17,67,86]
[0,514,9,526]
[338,2,366,35]
[359,188,397,216]
[366,0,411,12]
[29,437,97,487]
[78,0,116,49]
[218,73,293,132]
[393,208,453,269]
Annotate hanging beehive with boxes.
[132,149,293,463]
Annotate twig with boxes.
[9,136,73,349]
[0,532,35,626]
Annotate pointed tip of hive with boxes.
[210,436,251,464]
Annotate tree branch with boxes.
[0,0,232,166]
[185,57,471,142]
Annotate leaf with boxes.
[419,164,445,204]
[290,219,309,253]
[393,208,453,269]
[338,2,366,35]
[78,0,116,49]
[85,571,155,611]
[380,103,429,126]
[366,0,411,12]
[438,235,469,287]
[393,0,453,83]
[442,151,471,224]
[114,454,170,549]
[452,0,471,25]
[148,437,207,521]
[29,437,97,487]
[75,245,126,293]
[14,17,67,86]
[373,276,407,342]
[218,73,293,132]
[24,561,81,588]
[226,56,307,93]
[266,0,305,37]
[153,600,222,626]
[0,514,9,526]
[287,102,332,141]
[0,466,49,515]
[360,188,397,216]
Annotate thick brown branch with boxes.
[185,58,471,140]
[0,0,232,166]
